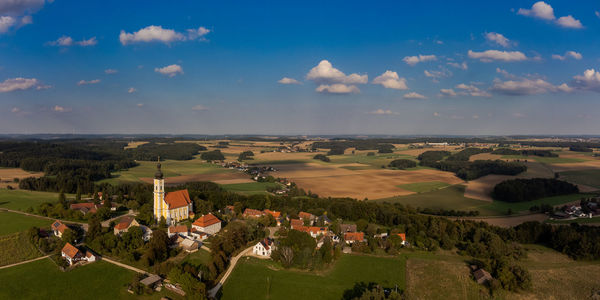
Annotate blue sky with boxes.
[1,0,600,135]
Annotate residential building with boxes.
[298,211,315,224]
[253,238,275,257]
[70,202,98,214]
[344,232,365,244]
[61,242,83,266]
[339,224,357,233]
[51,220,68,238]
[113,217,140,235]
[168,225,189,237]
[243,208,264,218]
[290,218,303,229]
[192,213,222,235]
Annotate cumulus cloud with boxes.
[572,69,600,92]
[52,105,71,113]
[120,25,210,45]
[128,87,136,93]
[403,92,427,100]
[439,88,457,97]
[485,32,511,48]
[496,68,517,79]
[76,37,97,46]
[455,83,492,97]
[154,64,183,77]
[596,11,600,18]
[315,84,360,94]
[402,54,437,66]
[104,69,118,74]
[47,36,96,47]
[468,50,527,62]
[0,77,40,92]
[192,104,208,111]
[552,51,582,60]
[372,71,408,90]
[424,69,451,82]
[491,78,572,95]
[77,79,100,86]
[447,61,468,70]
[277,77,301,84]
[369,109,398,115]
[306,60,367,84]
[0,16,16,33]
[518,1,583,29]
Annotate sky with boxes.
[1,0,600,135]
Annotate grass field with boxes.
[0,189,59,211]
[478,193,587,215]
[0,211,52,236]
[501,155,586,164]
[328,153,416,169]
[221,254,405,300]
[397,181,450,193]
[546,216,600,224]
[221,182,282,195]
[559,169,600,189]
[0,259,149,299]
[183,248,211,266]
[0,231,42,267]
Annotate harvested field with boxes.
[123,141,148,149]
[455,213,548,228]
[0,168,43,189]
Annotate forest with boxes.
[417,150,527,180]
[493,178,579,202]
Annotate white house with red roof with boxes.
[192,213,222,235]
[61,242,96,266]
[253,238,275,257]
[51,220,68,238]
[152,159,194,225]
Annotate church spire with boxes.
[155,156,163,179]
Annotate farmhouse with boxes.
[70,202,98,214]
[61,243,96,266]
[192,213,222,235]
[243,208,264,218]
[344,232,365,244]
[152,160,193,225]
[168,225,189,237]
[113,217,139,235]
[51,220,68,238]
[253,238,275,257]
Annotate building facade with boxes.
[153,159,193,225]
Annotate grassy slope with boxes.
[397,181,450,193]
[478,193,587,215]
[183,248,211,266]
[0,211,52,236]
[0,231,42,267]
[221,182,281,195]
[559,169,600,189]
[222,254,405,300]
[501,155,586,164]
[0,189,59,211]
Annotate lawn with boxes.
[559,169,600,189]
[221,182,282,195]
[0,211,52,236]
[221,254,406,300]
[183,248,211,266]
[0,231,42,267]
[0,189,59,211]
[397,181,450,193]
[0,259,152,299]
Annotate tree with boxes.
[87,216,102,242]
[200,150,225,161]
[58,191,67,209]
[62,228,76,244]
[158,216,167,228]
[146,229,170,264]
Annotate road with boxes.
[101,256,151,275]
[0,255,50,270]
[207,246,254,298]
[0,208,88,231]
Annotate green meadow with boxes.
[0,211,53,236]
[0,189,59,211]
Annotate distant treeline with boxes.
[418,149,526,180]
[493,178,579,202]
[569,146,593,152]
[312,140,396,154]
[127,142,206,160]
[491,148,557,157]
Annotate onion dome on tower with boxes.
[155,157,164,179]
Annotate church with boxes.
[153,159,194,225]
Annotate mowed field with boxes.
[0,168,43,189]
[0,211,52,236]
[222,254,406,300]
[0,189,59,211]
[0,231,43,267]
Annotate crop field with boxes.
[0,231,42,267]
[558,169,600,190]
[0,168,43,189]
[221,254,405,300]
[0,189,59,211]
[221,182,282,195]
[0,211,52,236]
[396,181,450,193]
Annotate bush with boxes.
[387,159,416,169]
[200,150,225,161]
[313,154,330,162]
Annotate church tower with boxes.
[153,157,165,222]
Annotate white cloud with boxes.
[315,84,360,94]
[512,112,526,118]
[556,15,583,29]
[154,64,183,77]
[52,105,71,113]
[136,103,144,107]
[572,69,600,92]
[192,104,208,111]
[402,54,437,66]
[552,51,582,60]
[120,25,210,45]
[104,69,118,74]
[424,69,451,82]
[76,36,97,46]
[77,79,100,86]
[128,87,136,93]
[468,50,527,62]
[455,83,491,97]
[518,1,583,29]
[485,32,511,48]
[277,77,300,84]
[495,68,516,79]
[0,77,39,92]
[491,78,572,95]
[403,92,427,99]
[47,36,96,47]
[0,0,46,15]
[372,71,408,90]
[0,16,16,33]
[447,61,468,70]
[596,11,600,18]
[20,15,31,25]
[369,109,398,115]
[306,60,367,84]
[472,115,480,120]
[439,88,457,97]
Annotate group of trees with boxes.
[418,150,527,180]
[313,154,331,162]
[387,159,416,169]
[493,178,579,202]
[238,150,254,161]
[126,142,206,160]
[491,148,557,157]
[569,145,593,152]
[272,229,340,269]
[200,150,225,161]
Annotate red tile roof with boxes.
[263,209,281,218]
[344,232,365,242]
[290,219,303,228]
[168,225,188,234]
[114,217,134,230]
[396,233,406,241]
[243,208,264,217]
[295,226,327,235]
[299,211,314,220]
[61,242,81,259]
[193,213,221,227]
[259,238,273,250]
[164,190,192,209]
[52,220,68,234]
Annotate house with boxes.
[317,235,339,248]
[180,239,199,252]
[243,208,264,218]
[113,217,140,235]
[253,238,275,257]
[61,242,83,265]
[296,226,328,238]
[339,224,357,233]
[473,268,493,284]
[84,250,97,262]
[290,218,303,229]
[51,220,68,238]
[70,202,98,214]
[263,209,282,226]
[168,225,189,237]
[192,213,222,235]
[344,232,365,244]
[396,233,408,246]
[224,205,236,214]
[316,214,332,225]
[298,211,315,224]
